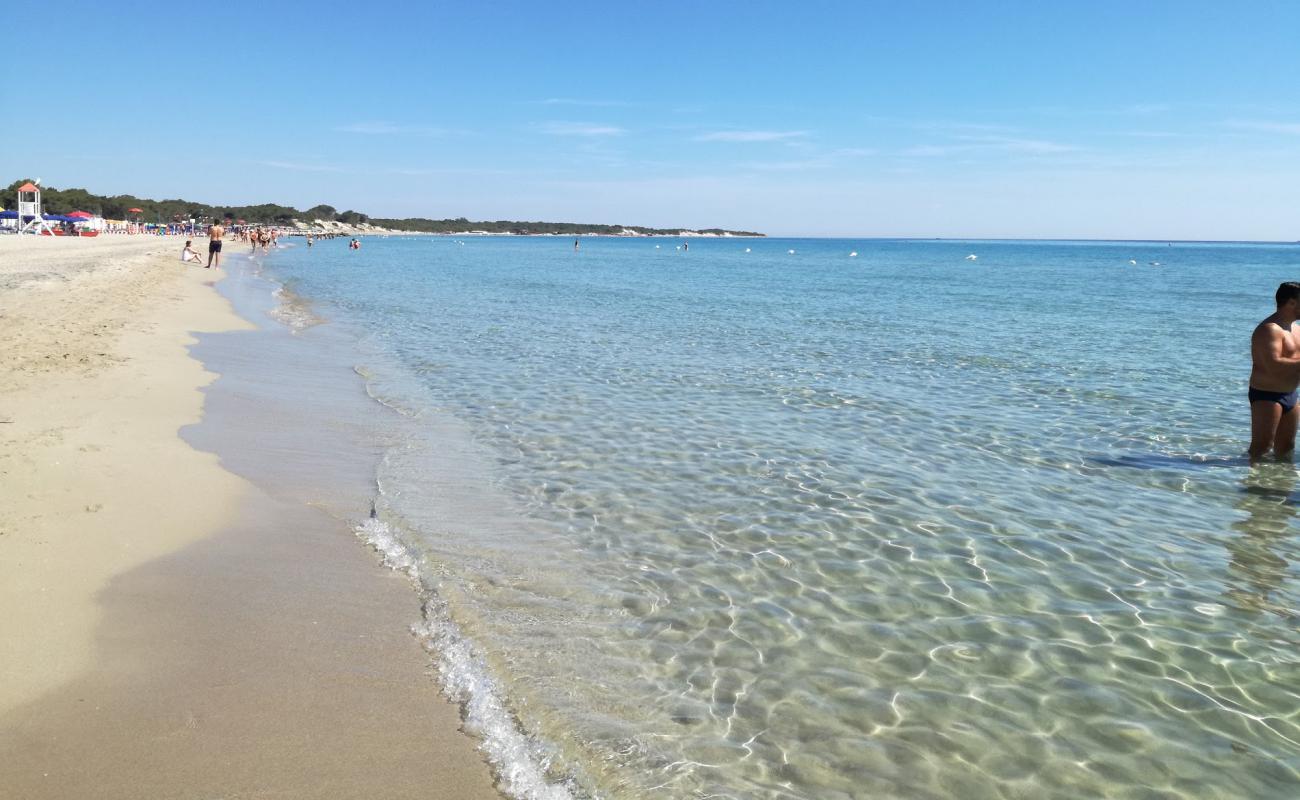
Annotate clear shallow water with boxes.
[262,237,1299,799]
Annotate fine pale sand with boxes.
[0,235,501,798]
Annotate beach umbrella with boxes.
[67,211,93,219]
[128,207,143,213]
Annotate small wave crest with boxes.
[269,285,325,332]
[354,515,580,800]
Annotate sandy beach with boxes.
[0,235,500,798]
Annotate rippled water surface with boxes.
[264,237,1300,799]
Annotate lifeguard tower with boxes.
[16,181,54,236]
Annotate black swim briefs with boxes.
[1248,386,1299,413]
[208,240,223,253]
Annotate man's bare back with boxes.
[205,222,225,269]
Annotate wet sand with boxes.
[0,235,501,798]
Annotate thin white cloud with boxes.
[386,166,519,177]
[259,160,344,172]
[540,121,626,137]
[914,121,1018,134]
[955,135,1079,154]
[335,121,459,136]
[902,135,1079,158]
[536,98,631,107]
[1225,120,1300,135]
[737,147,874,171]
[737,159,833,171]
[696,130,809,143]
[1113,130,1185,139]
[901,144,962,157]
[1124,103,1173,115]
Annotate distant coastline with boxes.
[0,178,764,238]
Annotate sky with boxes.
[4,0,1299,239]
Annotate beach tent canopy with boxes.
[1,211,81,222]
[0,211,50,220]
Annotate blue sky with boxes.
[4,1,1299,238]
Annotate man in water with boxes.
[1248,281,1300,460]
[205,219,225,269]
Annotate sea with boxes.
[224,236,1299,799]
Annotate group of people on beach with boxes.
[178,220,226,269]
[180,221,359,270]
[240,227,278,253]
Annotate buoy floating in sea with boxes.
[744,248,751,253]
[965,254,978,261]
[849,251,858,257]
[788,249,796,254]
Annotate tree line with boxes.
[1,178,762,236]
[369,216,763,236]
[1,179,368,225]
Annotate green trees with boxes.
[368,216,763,236]
[335,210,369,225]
[303,204,338,220]
[1,178,763,235]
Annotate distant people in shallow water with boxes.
[1248,282,1300,461]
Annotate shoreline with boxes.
[0,236,502,798]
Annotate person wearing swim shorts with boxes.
[1248,281,1300,461]
[205,220,225,269]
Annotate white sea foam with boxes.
[268,285,323,332]
[355,516,417,576]
[355,515,579,800]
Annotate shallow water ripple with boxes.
[268,238,1300,799]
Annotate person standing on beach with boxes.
[205,220,225,269]
[1248,282,1300,461]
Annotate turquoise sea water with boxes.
[257,237,1299,799]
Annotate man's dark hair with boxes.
[1277,282,1300,307]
